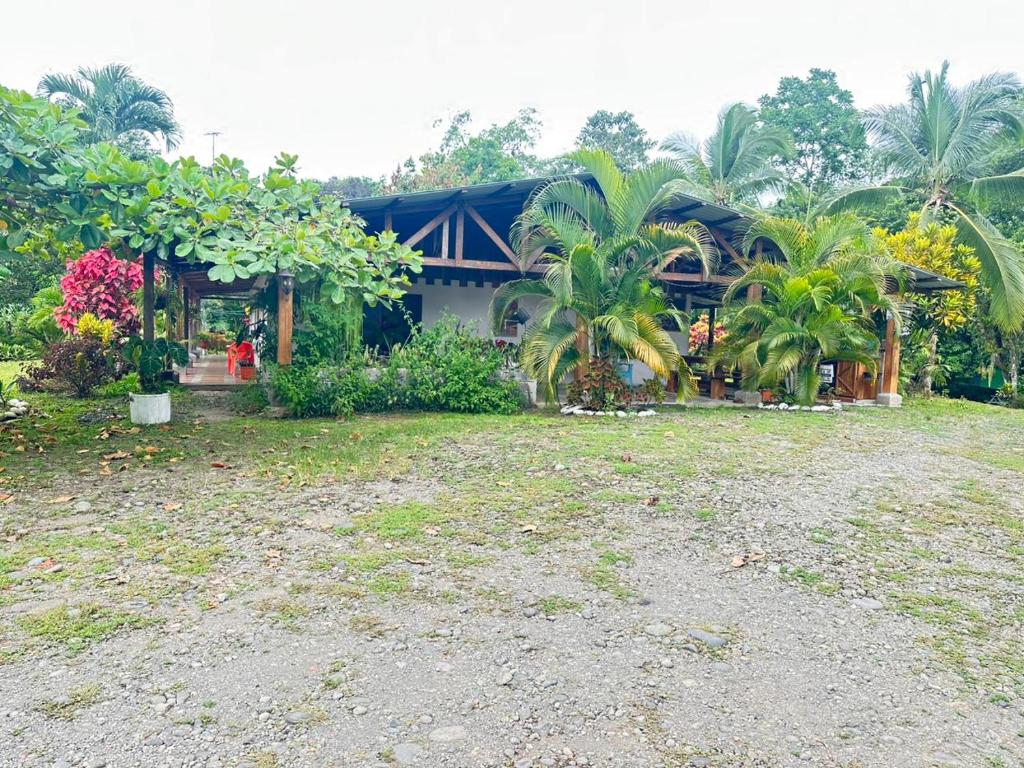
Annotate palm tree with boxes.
[489,150,719,400]
[829,62,1024,331]
[712,215,904,405]
[38,63,181,153]
[661,103,793,208]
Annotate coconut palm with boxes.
[712,215,904,405]
[489,149,719,400]
[828,62,1024,331]
[661,103,793,208]
[38,63,181,152]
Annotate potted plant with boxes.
[122,336,189,425]
[239,361,257,381]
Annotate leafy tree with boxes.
[880,215,980,392]
[1,87,421,309]
[489,150,718,399]
[830,62,1024,332]
[713,215,903,405]
[661,103,793,207]
[758,69,868,201]
[382,109,543,193]
[319,175,381,199]
[575,110,654,171]
[37,63,181,155]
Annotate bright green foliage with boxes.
[0,87,421,307]
[758,69,868,199]
[490,150,718,399]
[383,109,543,192]
[574,110,655,172]
[37,63,181,155]
[828,62,1024,332]
[661,103,793,207]
[713,215,904,405]
[121,336,188,393]
[269,314,522,417]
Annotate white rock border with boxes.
[559,405,658,417]
[758,402,842,413]
[0,398,29,422]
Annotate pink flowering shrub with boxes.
[55,247,145,334]
[688,313,727,352]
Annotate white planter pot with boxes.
[129,392,171,425]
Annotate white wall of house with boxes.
[406,280,533,341]
[407,278,690,385]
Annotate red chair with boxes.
[226,343,238,375]
[235,341,256,380]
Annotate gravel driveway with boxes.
[1,401,1022,767]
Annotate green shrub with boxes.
[0,342,35,361]
[96,372,141,398]
[228,381,270,414]
[269,314,522,418]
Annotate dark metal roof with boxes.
[905,264,964,292]
[343,174,750,233]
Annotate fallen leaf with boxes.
[163,502,183,512]
[643,496,660,506]
[621,453,633,463]
[210,462,229,469]
[404,557,429,565]
[520,524,538,534]
[730,551,766,569]
[103,450,131,461]
[76,449,91,454]
[48,495,75,504]
[0,493,12,504]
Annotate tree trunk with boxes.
[574,314,589,382]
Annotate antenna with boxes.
[203,131,222,164]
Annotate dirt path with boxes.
[1,406,1022,767]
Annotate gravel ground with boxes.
[1,402,1022,767]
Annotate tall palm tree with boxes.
[489,150,719,400]
[661,103,793,208]
[38,63,181,152]
[712,215,904,405]
[829,62,1024,331]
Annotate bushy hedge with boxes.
[269,315,523,418]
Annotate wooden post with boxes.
[182,287,191,346]
[877,312,902,406]
[454,206,465,264]
[142,251,155,342]
[277,272,293,366]
[441,217,450,259]
[176,280,186,340]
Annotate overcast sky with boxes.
[5,0,1022,180]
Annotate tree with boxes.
[575,110,654,172]
[383,109,543,193]
[713,215,903,405]
[319,176,381,199]
[758,69,868,201]
[2,87,421,311]
[661,103,793,207]
[830,62,1024,332]
[489,150,718,399]
[880,215,980,393]
[37,64,181,155]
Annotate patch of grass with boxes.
[367,573,410,597]
[537,595,581,615]
[17,604,150,653]
[36,683,102,720]
[694,507,716,522]
[446,551,489,569]
[780,565,840,596]
[613,462,641,476]
[255,598,310,629]
[352,502,447,541]
[892,593,987,635]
